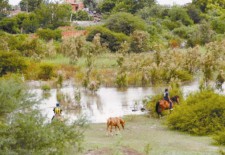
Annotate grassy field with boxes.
[81,115,224,155]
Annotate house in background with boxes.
[65,0,84,12]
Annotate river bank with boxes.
[81,115,224,155]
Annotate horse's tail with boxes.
[155,101,160,114]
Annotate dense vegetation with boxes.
[1,0,225,151]
[0,76,87,154]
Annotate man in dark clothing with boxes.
[164,88,173,110]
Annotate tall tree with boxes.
[19,0,43,12]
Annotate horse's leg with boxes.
[106,123,110,136]
[110,125,113,136]
[51,115,55,121]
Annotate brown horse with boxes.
[107,117,125,135]
[155,95,179,117]
[51,114,64,122]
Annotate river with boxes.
[31,80,200,123]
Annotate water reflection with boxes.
[33,80,200,123]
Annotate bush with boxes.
[37,28,62,41]
[87,26,129,52]
[0,51,27,76]
[0,76,33,118]
[0,17,19,34]
[0,112,86,154]
[167,90,225,135]
[72,10,93,21]
[214,131,225,146]
[105,12,147,35]
[168,6,194,26]
[0,76,87,154]
[130,30,150,53]
[38,63,55,80]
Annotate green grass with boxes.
[81,115,224,155]
[42,54,70,64]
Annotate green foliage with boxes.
[16,38,47,59]
[167,90,225,135]
[214,131,225,146]
[41,84,51,91]
[0,0,9,20]
[168,6,194,26]
[186,4,202,24]
[162,19,182,30]
[130,30,150,53]
[38,63,55,80]
[211,17,225,34]
[97,0,156,14]
[83,0,97,11]
[187,21,215,47]
[173,26,195,39]
[72,10,93,21]
[97,0,115,14]
[0,76,34,118]
[193,0,225,12]
[105,12,147,35]
[87,26,129,52]
[61,36,88,64]
[0,17,20,34]
[0,111,86,154]
[20,0,43,12]
[0,51,27,76]
[37,28,62,41]
[137,5,168,20]
[19,13,40,33]
[35,3,72,29]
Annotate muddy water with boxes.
[32,80,200,123]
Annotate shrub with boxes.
[38,63,55,80]
[214,131,225,146]
[37,28,62,41]
[0,110,86,154]
[86,26,129,52]
[0,17,19,34]
[105,12,147,35]
[167,90,225,135]
[130,30,150,53]
[0,76,87,154]
[72,10,93,21]
[0,76,33,118]
[0,51,27,76]
[168,6,194,26]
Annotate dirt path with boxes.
[81,115,224,155]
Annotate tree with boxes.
[168,6,194,26]
[193,0,225,12]
[35,3,72,29]
[0,0,10,20]
[105,12,147,35]
[83,0,97,11]
[97,0,156,14]
[186,4,202,23]
[19,0,43,12]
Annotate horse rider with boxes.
[52,103,62,120]
[164,88,173,110]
